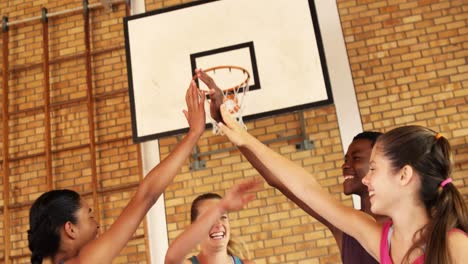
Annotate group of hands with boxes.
[183,68,261,215]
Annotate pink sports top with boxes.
[379,220,466,264]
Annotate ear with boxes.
[64,221,77,239]
[399,165,414,187]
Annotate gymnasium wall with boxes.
[0,0,466,263]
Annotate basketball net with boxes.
[195,66,250,135]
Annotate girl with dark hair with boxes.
[28,81,206,264]
[218,105,467,264]
[165,180,258,264]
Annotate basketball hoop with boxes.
[193,65,251,134]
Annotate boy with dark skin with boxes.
[195,68,384,263]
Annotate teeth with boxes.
[369,191,375,197]
[344,175,354,180]
[209,232,225,240]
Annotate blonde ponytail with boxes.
[227,236,251,260]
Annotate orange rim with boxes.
[192,65,250,93]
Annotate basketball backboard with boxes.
[124,0,332,142]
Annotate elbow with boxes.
[264,178,282,190]
[135,181,159,209]
[267,181,279,189]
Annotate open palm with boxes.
[221,179,261,212]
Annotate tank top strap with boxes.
[232,255,244,264]
[380,220,394,264]
[189,256,200,264]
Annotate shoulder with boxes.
[447,229,468,262]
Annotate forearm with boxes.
[79,131,202,263]
[241,136,322,201]
[239,146,333,225]
[137,131,201,208]
[165,203,225,264]
[244,136,382,253]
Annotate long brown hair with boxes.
[377,125,468,264]
[190,193,251,259]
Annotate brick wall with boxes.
[337,0,467,197]
[161,107,346,264]
[0,0,144,263]
[0,0,466,264]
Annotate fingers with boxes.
[198,89,205,108]
[236,178,263,194]
[183,110,189,122]
[217,122,232,138]
[219,104,238,128]
[186,80,205,109]
[185,80,196,110]
[195,68,213,86]
[231,178,262,207]
[242,194,256,205]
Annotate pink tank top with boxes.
[380,221,424,264]
[380,221,466,264]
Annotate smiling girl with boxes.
[218,104,467,264]
[164,180,258,264]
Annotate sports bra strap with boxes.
[190,255,243,264]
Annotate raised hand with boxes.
[183,80,206,136]
[195,68,224,123]
[217,104,251,147]
[220,178,261,213]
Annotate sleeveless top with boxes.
[190,255,243,264]
[341,232,378,264]
[380,220,467,264]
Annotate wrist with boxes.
[187,128,203,139]
[241,133,255,148]
[218,199,229,213]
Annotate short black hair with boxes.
[353,131,383,147]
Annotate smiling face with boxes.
[342,138,374,197]
[362,143,401,216]
[196,198,231,252]
[74,199,99,250]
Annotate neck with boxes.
[53,252,75,264]
[390,203,430,242]
[53,243,78,264]
[386,203,429,263]
[359,193,387,223]
[198,249,232,264]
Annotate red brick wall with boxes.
[1,1,144,263]
[0,0,466,263]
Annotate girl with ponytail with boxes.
[165,180,259,264]
[372,127,468,264]
[218,101,467,264]
[28,82,207,264]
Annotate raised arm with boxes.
[196,69,339,237]
[164,179,260,264]
[73,81,206,263]
[218,105,382,259]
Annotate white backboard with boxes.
[124,0,333,142]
